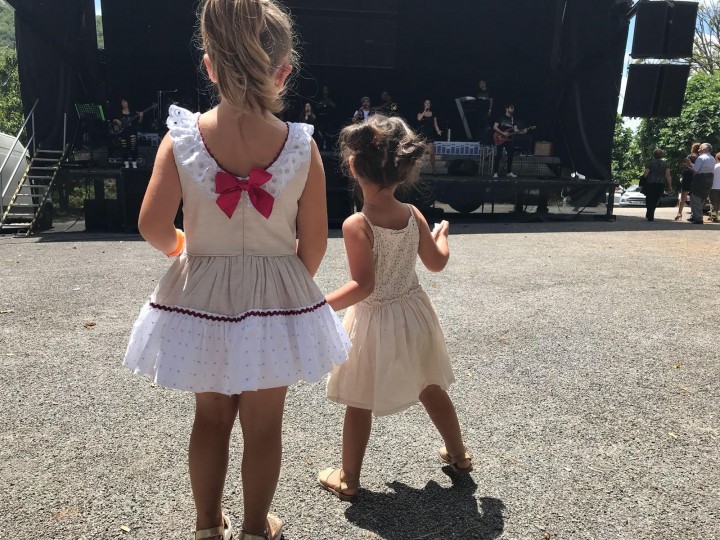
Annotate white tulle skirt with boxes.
[123,252,351,394]
[326,287,455,417]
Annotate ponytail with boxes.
[200,0,295,115]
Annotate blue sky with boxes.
[94,0,101,14]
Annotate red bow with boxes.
[215,169,274,219]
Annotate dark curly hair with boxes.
[339,115,428,189]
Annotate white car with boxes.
[619,185,645,206]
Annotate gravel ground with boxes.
[1,205,718,540]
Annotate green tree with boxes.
[612,115,640,186]
[693,1,720,75]
[0,0,14,50]
[96,15,104,50]
[0,48,23,135]
[645,72,720,184]
[616,72,720,189]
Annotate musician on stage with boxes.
[112,98,144,169]
[492,103,526,178]
[352,96,374,124]
[378,90,399,117]
[476,80,493,142]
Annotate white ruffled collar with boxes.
[167,105,314,204]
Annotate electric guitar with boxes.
[493,125,536,146]
[111,104,156,136]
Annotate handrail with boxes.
[0,134,33,200]
[0,99,39,215]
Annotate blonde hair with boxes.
[339,115,428,188]
[200,0,295,115]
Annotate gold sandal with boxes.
[438,446,474,474]
[237,514,283,540]
[317,467,359,502]
[194,513,233,540]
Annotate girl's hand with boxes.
[432,220,449,241]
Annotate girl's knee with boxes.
[419,384,446,403]
[194,393,239,430]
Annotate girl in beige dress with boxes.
[123,1,350,539]
[318,115,472,501]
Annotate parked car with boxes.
[619,185,645,206]
[618,185,677,207]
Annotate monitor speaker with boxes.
[631,1,698,59]
[622,64,690,118]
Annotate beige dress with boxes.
[124,105,351,394]
[327,206,455,416]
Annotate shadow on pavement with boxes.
[344,473,505,539]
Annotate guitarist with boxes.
[492,103,526,179]
[112,98,144,169]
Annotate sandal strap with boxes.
[321,467,359,491]
[238,532,267,540]
[195,526,225,540]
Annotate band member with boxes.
[492,103,526,178]
[476,80,493,142]
[112,98,144,168]
[299,102,322,146]
[353,96,374,124]
[378,90,399,117]
[417,99,442,175]
[316,84,336,150]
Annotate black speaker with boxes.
[622,64,660,117]
[666,2,699,58]
[631,1,698,59]
[656,64,691,117]
[448,159,479,176]
[622,64,690,118]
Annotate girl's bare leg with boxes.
[190,392,240,531]
[238,387,288,535]
[420,385,471,469]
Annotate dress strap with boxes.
[358,212,374,228]
[404,204,417,226]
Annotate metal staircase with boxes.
[0,147,67,235]
[1,99,69,235]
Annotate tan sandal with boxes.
[438,446,474,474]
[195,513,233,540]
[317,467,359,502]
[237,514,283,540]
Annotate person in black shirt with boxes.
[417,99,442,175]
[378,90,399,117]
[492,103,526,178]
[641,148,673,221]
[315,85,336,150]
[112,98,144,169]
[476,80,493,142]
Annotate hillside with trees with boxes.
[0,0,14,50]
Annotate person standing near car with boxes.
[640,148,672,222]
[676,142,700,220]
[710,152,720,223]
[689,143,715,225]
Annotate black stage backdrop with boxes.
[13,0,630,180]
[9,0,99,149]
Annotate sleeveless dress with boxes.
[123,106,351,394]
[418,113,438,142]
[326,206,455,416]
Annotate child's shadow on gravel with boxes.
[344,472,505,539]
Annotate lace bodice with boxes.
[360,207,421,305]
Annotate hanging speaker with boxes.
[622,64,690,118]
[631,1,698,59]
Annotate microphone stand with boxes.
[156,89,178,132]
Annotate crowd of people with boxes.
[641,142,719,223]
